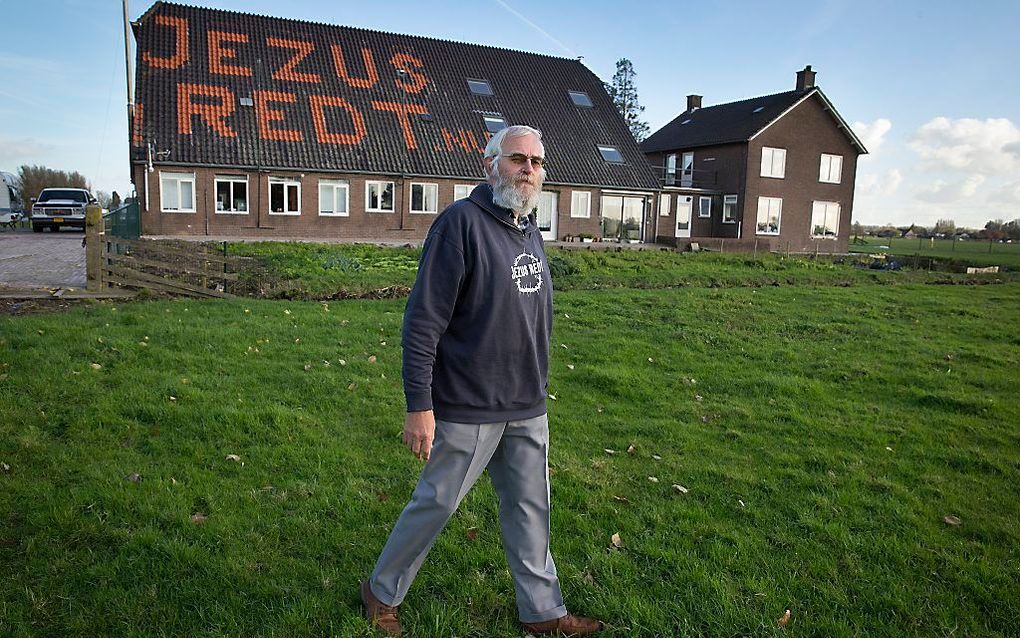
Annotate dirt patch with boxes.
[0,298,89,316]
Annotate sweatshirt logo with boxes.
[511,252,544,295]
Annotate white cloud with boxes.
[910,117,1020,174]
[852,118,892,154]
[858,169,903,196]
[0,136,55,164]
[988,181,1020,205]
[915,174,987,203]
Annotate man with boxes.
[361,125,603,636]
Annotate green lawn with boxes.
[849,236,1020,269]
[2,281,1018,636]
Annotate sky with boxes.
[1,0,1018,229]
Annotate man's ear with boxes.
[482,156,493,176]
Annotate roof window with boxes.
[468,79,494,96]
[483,115,507,133]
[598,145,625,163]
[568,91,593,107]
[753,106,765,113]
[680,119,692,125]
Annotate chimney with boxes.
[796,65,816,91]
[687,94,702,112]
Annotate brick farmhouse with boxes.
[641,66,868,254]
[129,2,658,242]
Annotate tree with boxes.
[95,190,112,209]
[604,58,650,142]
[17,165,89,211]
[933,218,956,236]
[110,191,122,210]
[852,221,863,237]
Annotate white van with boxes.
[0,171,24,228]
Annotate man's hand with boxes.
[403,410,436,461]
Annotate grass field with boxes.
[2,280,1018,636]
[226,242,1019,299]
[848,236,1020,269]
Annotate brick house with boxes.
[641,66,867,253]
[128,2,658,242]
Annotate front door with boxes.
[675,195,692,238]
[537,191,557,241]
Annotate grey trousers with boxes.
[369,413,568,623]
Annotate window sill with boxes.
[366,209,395,214]
[268,211,301,216]
[215,210,249,215]
[319,212,349,217]
[161,209,196,214]
[409,210,438,215]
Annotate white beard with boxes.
[490,169,543,216]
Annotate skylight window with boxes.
[598,145,625,163]
[680,119,692,125]
[483,115,507,133]
[468,79,494,96]
[753,106,765,113]
[568,90,593,107]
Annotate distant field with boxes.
[849,236,1020,268]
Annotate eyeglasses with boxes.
[501,153,547,168]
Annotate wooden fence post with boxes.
[85,204,104,292]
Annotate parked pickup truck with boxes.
[31,188,98,232]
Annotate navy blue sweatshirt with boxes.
[401,183,552,424]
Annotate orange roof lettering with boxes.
[176,83,237,137]
[208,30,251,77]
[267,37,321,84]
[144,15,189,69]
[389,53,428,94]
[310,95,366,145]
[255,90,303,142]
[330,45,379,90]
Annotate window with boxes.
[819,154,843,184]
[665,153,677,186]
[467,79,493,96]
[215,175,248,214]
[568,90,593,107]
[269,177,301,215]
[756,197,782,235]
[722,195,738,224]
[366,181,394,212]
[454,184,474,200]
[410,182,439,214]
[319,179,349,216]
[760,147,786,178]
[699,196,712,218]
[598,145,625,163]
[659,194,671,217]
[681,152,694,187]
[570,190,591,218]
[811,201,840,238]
[159,172,195,213]
[483,115,507,133]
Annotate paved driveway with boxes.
[0,228,86,289]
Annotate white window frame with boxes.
[756,196,783,235]
[365,180,395,213]
[722,194,738,224]
[819,154,843,184]
[483,115,507,133]
[268,177,301,216]
[665,153,677,186]
[409,182,439,214]
[318,179,349,217]
[698,196,712,218]
[760,147,787,179]
[568,90,593,107]
[159,171,196,213]
[811,201,841,239]
[659,194,671,217]
[598,145,625,163]
[681,152,694,187]
[214,175,248,215]
[467,79,493,96]
[570,190,591,219]
[454,184,474,201]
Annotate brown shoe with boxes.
[360,580,402,636]
[522,613,604,636]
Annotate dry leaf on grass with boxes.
[943,515,962,526]
[90,363,102,370]
[303,363,312,371]
[225,454,241,462]
[652,454,662,460]
[672,484,688,494]
[347,383,357,391]
[548,394,557,401]
[190,512,207,525]
[610,533,623,549]
[124,473,142,483]
[777,609,791,627]
[612,495,630,503]
[2,462,11,473]
[377,492,389,502]
[466,527,478,540]
[368,355,377,363]
[647,476,659,483]
[566,364,575,370]
[627,444,636,455]
[582,571,595,586]
[604,449,617,455]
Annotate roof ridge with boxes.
[140,1,588,66]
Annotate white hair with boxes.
[483,125,544,161]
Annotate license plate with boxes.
[52,218,64,223]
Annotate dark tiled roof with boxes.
[640,89,814,153]
[132,2,658,190]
